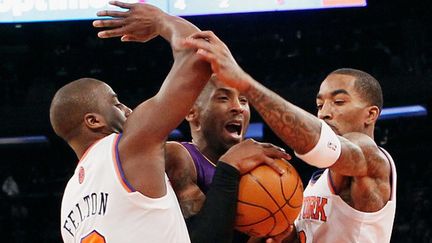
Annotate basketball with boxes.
[235,158,303,238]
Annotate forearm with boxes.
[157,14,200,49]
[141,15,210,142]
[244,77,322,154]
[186,162,240,243]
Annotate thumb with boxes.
[121,35,146,43]
[121,35,132,42]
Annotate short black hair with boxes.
[49,78,104,141]
[331,68,383,111]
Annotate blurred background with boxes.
[0,0,431,242]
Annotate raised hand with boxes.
[219,139,291,175]
[182,30,252,92]
[92,1,167,42]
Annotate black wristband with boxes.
[186,161,241,243]
[212,161,240,188]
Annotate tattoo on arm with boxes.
[179,195,205,218]
[246,83,321,153]
[173,167,205,218]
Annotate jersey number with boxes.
[81,230,106,243]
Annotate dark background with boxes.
[0,0,431,242]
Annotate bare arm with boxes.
[165,142,206,218]
[181,31,393,212]
[94,2,211,197]
[181,31,380,177]
[245,79,322,154]
[181,31,321,152]
[247,84,391,210]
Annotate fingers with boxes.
[258,142,291,160]
[196,49,217,65]
[182,37,212,52]
[121,35,152,43]
[182,38,219,66]
[121,35,141,42]
[254,142,291,174]
[97,27,126,38]
[121,35,134,42]
[108,0,133,9]
[263,157,286,175]
[96,10,128,18]
[186,30,220,42]
[93,18,124,28]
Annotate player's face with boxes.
[316,73,370,135]
[199,82,250,150]
[98,84,132,134]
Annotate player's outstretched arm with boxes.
[181,31,376,177]
[182,31,321,154]
[94,2,211,198]
[93,1,201,52]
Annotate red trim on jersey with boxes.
[112,134,135,193]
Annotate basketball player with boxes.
[51,3,210,242]
[165,75,253,242]
[52,2,290,243]
[182,31,397,243]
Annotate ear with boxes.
[365,106,380,125]
[186,107,201,131]
[83,113,106,130]
[185,107,198,122]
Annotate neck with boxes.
[69,134,106,160]
[365,124,375,140]
[192,137,226,164]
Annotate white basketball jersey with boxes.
[295,148,396,243]
[60,134,190,243]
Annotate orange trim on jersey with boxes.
[323,0,366,6]
[112,134,134,193]
[78,137,104,165]
[81,230,106,243]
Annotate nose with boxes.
[230,99,245,114]
[123,105,133,118]
[317,102,332,120]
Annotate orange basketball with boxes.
[235,158,303,238]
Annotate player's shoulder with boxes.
[165,141,196,172]
[346,132,391,175]
[166,141,192,160]
[342,132,380,153]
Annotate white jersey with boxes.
[60,134,190,243]
[295,148,396,243]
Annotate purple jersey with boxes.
[180,142,250,243]
[180,142,216,194]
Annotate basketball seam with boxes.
[236,163,303,238]
[237,171,291,236]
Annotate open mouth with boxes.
[225,122,242,136]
